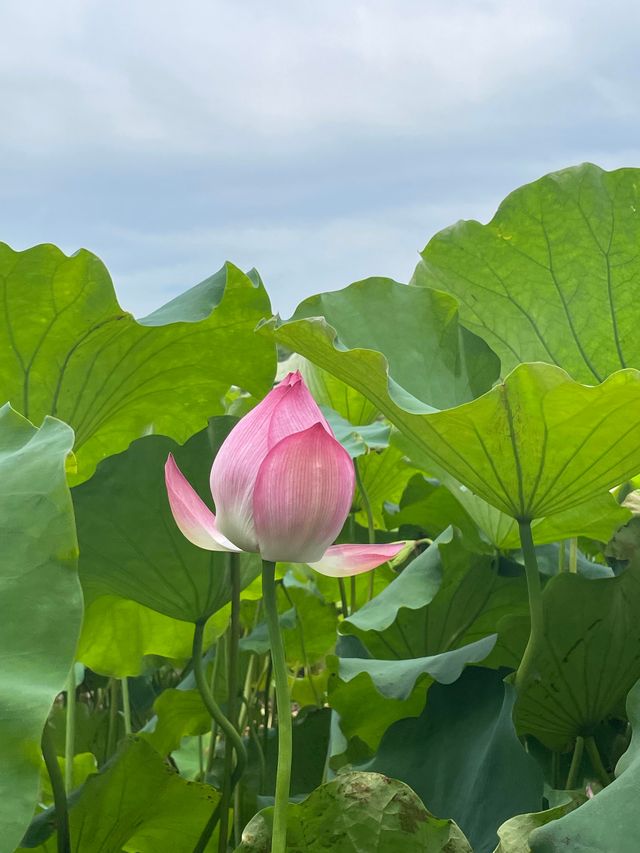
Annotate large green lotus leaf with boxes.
[360,668,544,853]
[341,533,528,669]
[77,594,229,678]
[74,423,260,623]
[515,555,640,750]
[266,276,500,411]
[383,473,486,545]
[391,431,631,547]
[270,310,640,522]
[20,737,220,852]
[235,772,472,853]
[412,164,640,382]
[0,243,275,483]
[329,635,496,754]
[0,405,83,853]
[282,354,378,425]
[392,363,640,520]
[431,471,631,550]
[388,437,629,550]
[529,680,640,852]
[476,492,630,550]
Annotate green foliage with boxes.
[528,680,640,852]
[353,444,418,528]
[21,738,221,852]
[283,355,378,425]
[413,163,640,382]
[514,554,640,750]
[271,319,640,524]
[341,533,528,668]
[235,772,472,852]
[77,595,228,678]
[361,668,544,853]
[0,406,83,853]
[74,425,260,622]
[387,362,640,520]
[321,407,390,459]
[266,275,500,412]
[9,165,640,851]
[328,635,496,756]
[493,797,585,853]
[0,244,275,483]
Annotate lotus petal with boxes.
[165,454,240,552]
[253,423,355,563]
[309,542,406,577]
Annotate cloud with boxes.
[1,0,639,316]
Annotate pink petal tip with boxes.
[165,454,241,552]
[308,542,406,577]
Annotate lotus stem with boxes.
[42,722,71,853]
[566,736,584,789]
[218,553,242,853]
[569,538,578,573]
[585,735,612,787]
[515,519,544,692]
[337,578,349,617]
[106,679,120,758]
[191,616,247,853]
[262,559,292,853]
[64,667,76,793]
[121,676,132,735]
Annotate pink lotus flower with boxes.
[165,371,404,575]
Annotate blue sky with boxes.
[2,0,639,317]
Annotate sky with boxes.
[2,0,640,318]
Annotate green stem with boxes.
[566,736,584,789]
[354,457,377,601]
[246,704,267,788]
[64,668,76,794]
[337,578,349,617]
[234,786,242,848]
[218,554,242,853]
[263,653,273,746]
[585,735,612,787]
[350,575,357,615]
[237,654,256,734]
[191,617,247,853]
[558,540,566,573]
[206,633,225,775]
[42,723,71,853]
[569,538,578,574]
[262,560,292,853]
[106,679,120,758]
[515,520,545,692]
[198,734,205,780]
[121,677,132,735]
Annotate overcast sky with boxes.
[2,0,639,318]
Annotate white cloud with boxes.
[0,0,576,154]
[1,0,639,315]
